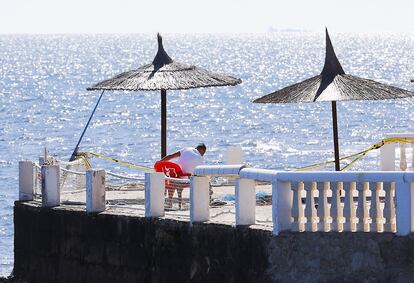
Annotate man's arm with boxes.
[160,151,180,162]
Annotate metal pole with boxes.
[331,101,340,171]
[161,89,167,159]
[69,90,105,161]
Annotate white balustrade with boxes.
[193,164,247,177]
[191,164,247,224]
[380,134,414,171]
[396,173,414,236]
[383,182,396,232]
[190,166,414,236]
[273,171,414,236]
[145,172,165,218]
[41,164,60,207]
[330,182,343,232]
[317,182,330,232]
[273,179,293,234]
[190,176,210,223]
[370,182,381,232]
[18,159,414,236]
[19,161,34,201]
[237,168,279,227]
[86,169,106,213]
[235,178,256,225]
[291,182,304,232]
[356,182,369,232]
[343,182,356,232]
[304,182,317,232]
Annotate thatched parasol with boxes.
[254,28,414,171]
[70,34,241,161]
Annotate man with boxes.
[160,143,206,174]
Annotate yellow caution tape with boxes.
[75,155,92,170]
[78,137,414,173]
[79,151,154,172]
[295,137,414,171]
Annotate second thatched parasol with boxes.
[254,28,414,171]
[70,34,241,161]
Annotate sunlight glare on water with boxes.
[1,32,414,275]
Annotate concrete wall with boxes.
[14,202,414,283]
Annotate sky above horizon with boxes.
[1,0,413,34]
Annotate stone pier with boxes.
[13,201,414,283]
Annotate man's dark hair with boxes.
[196,143,206,151]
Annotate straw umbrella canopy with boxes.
[70,34,241,161]
[254,28,414,171]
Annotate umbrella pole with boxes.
[161,89,167,159]
[69,90,105,161]
[331,101,340,171]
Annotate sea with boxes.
[0,32,413,276]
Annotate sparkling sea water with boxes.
[0,33,413,276]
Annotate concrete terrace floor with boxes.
[32,182,274,231]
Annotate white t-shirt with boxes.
[177,147,204,174]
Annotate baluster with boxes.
[343,182,357,232]
[383,182,396,232]
[363,182,370,232]
[356,182,363,231]
[370,182,381,232]
[356,182,369,232]
[298,182,305,231]
[378,183,385,232]
[317,182,330,232]
[390,182,396,232]
[291,182,302,232]
[331,182,343,232]
[343,182,351,231]
[400,142,407,171]
[304,182,317,232]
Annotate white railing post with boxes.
[144,172,165,218]
[273,179,293,236]
[41,164,60,207]
[400,143,407,171]
[383,183,396,232]
[86,169,106,213]
[19,160,34,201]
[395,180,413,236]
[343,182,356,231]
[317,182,330,232]
[380,142,396,171]
[190,176,210,223]
[235,178,256,226]
[304,182,317,232]
[291,182,305,232]
[356,182,369,232]
[370,182,381,232]
[331,182,343,232]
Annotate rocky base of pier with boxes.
[13,201,414,283]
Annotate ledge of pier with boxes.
[13,201,414,283]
